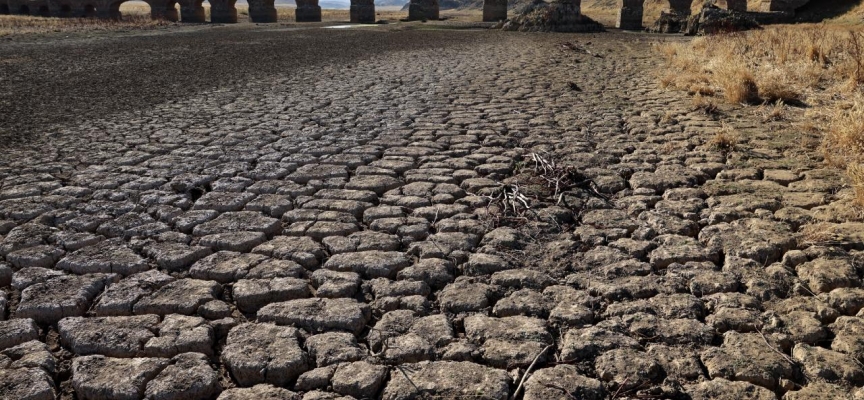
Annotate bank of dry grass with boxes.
[658,25,864,205]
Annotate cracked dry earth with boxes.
[2,26,864,400]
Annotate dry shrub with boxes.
[692,94,719,115]
[760,100,785,122]
[798,222,836,246]
[658,25,864,209]
[713,62,759,104]
[822,95,864,168]
[658,25,864,103]
[709,124,738,155]
[847,163,864,206]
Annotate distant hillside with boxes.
[274,0,409,9]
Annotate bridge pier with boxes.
[179,0,205,22]
[351,0,375,24]
[667,0,692,16]
[248,0,276,22]
[295,0,320,21]
[208,0,236,22]
[720,0,746,11]
[350,0,374,23]
[147,0,179,21]
[407,0,437,20]
[616,0,642,30]
[759,0,807,13]
[482,0,506,22]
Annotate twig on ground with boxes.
[509,344,552,400]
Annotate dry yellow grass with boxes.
[709,124,738,155]
[658,24,864,206]
[847,163,864,206]
[823,95,864,168]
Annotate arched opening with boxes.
[38,4,50,16]
[59,4,72,16]
[161,0,179,20]
[0,3,9,13]
[117,1,155,20]
[83,3,97,16]
[18,4,30,14]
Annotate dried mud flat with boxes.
[1,22,864,400]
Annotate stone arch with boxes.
[83,3,97,16]
[105,0,127,19]
[57,3,72,16]
[18,3,30,13]
[0,3,9,13]
[615,0,690,30]
[617,0,748,30]
[38,3,49,15]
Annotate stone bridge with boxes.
[0,0,809,27]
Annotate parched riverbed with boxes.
[1,22,863,400]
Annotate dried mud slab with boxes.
[0,22,861,400]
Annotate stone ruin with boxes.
[502,0,603,32]
[0,0,811,28]
[616,0,810,31]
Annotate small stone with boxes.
[56,238,148,276]
[221,323,309,387]
[524,364,606,400]
[72,355,169,400]
[144,352,220,400]
[381,361,510,400]
[793,344,864,385]
[199,231,267,252]
[796,258,860,294]
[595,348,662,391]
[217,384,299,400]
[258,298,370,335]
[192,211,281,237]
[684,378,776,400]
[233,278,310,313]
[295,366,337,392]
[132,279,221,316]
[331,361,388,399]
[0,368,56,400]
[0,318,39,351]
[323,251,412,279]
[305,332,365,367]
